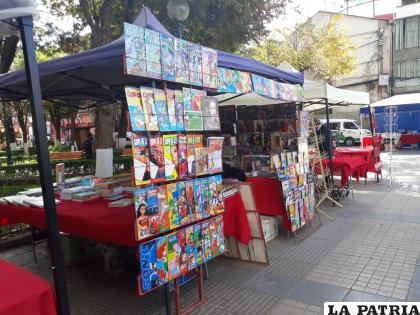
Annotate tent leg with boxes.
[18,15,70,315]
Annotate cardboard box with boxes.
[260,215,278,242]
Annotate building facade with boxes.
[393,0,420,94]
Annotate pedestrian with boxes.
[84,133,94,159]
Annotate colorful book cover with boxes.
[165,90,178,131]
[201,221,211,262]
[218,67,252,93]
[202,96,220,131]
[215,175,225,213]
[195,147,208,176]
[209,218,218,258]
[177,136,188,179]
[193,223,203,266]
[208,176,218,216]
[183,88,205,131]
[207,137,224,174]
[146,43,161,63]
[174,90,185,131]
[154,89,170,131]
[185,180,195,223]
[132,136,151,186]
[156,236,168,285]
[178,229,188,274]
[149,136,165,183]
[134,187,149,240]
[186,134,203,176]
[190,71,203,87]
[185,226,196,270]
[201,47,218,76]
[174,38,190,84]
[167,232,180,280]
[145,28,160,45]
[189,43,202,73]
[194,179,204,220]
[177,181,189,225]
[160,33,174,65]
[140,87,159,131]
[203,73,219,90]
[146,62,162,80]
[139,239,158,293]
[167,183,179,229]
[125,86,146,131]
[157,185,170,233]
[125,57,147,77]
[163,134,178,181]
[201,177,210,218]
[215,215,225,255]
[147,186,160,235]
[124,22,145,60]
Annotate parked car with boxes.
[319,119,371,146]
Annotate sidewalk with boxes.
[1,151,420,314]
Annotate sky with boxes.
[268,0,401,31]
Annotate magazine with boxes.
[174,90,185,131]
[201,221,211,262]
[156,236,168,285]
[209,218,218,258]
[185,225,196,270]
[163,134,178,181]
[157,185,170,233]
[165,90,178,131]
[124,57,147,77]
[215,215,225,255]
[146,62,162,80]
[201,177,210,218]
[139,239,158,293]
[147,186,160,235]
[177,181,189,226]
[194,179,204,220]
[124,22,145,60]
[132,136,150,186]
[189,43,202,86]
[167,183,179,229]
[183,88,205,131]
[134,187,149,240]
[195,147,208,176]
[154,89,170,131]
[185,180,196,223]
[207,137,224,174]
[177,135,188,179]
[146,43,161,64]
[215,175,225,213]
[140,87,159,131]
[202,96,220,131]
[193,223,203,266]
[186,134,203,176]
[167,232,180,280]
[178,229,188,274]
[149,136,165,183]
[202,47,218,76]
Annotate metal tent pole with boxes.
[18,15,71,315]
[325,99,334,186]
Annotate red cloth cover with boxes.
[246,177,285,216]
[334,148,377,173]
[223,193,251,245]
[0,259,57,315]
[400,134,420,146]
[328,156,368,186]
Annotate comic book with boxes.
[160,33,175,81]
[125,87,146,131]
[189,42,203,86]
[195,147,208,176]
[209,218,218,258]
[167,183,179,229]
[147,186,160,235]
[174,38,190,84]
[177,135,188,179]
[134,187,149,240]
[146,62,162,80]
[185,226,196,270]
[132,136,150,186]
[124,23,145,60]
[154,89,170,131]
[208,176,218,216]
[194,223,203,266]
[201,177,210,218]
[146,43,161,63]
[194,179,204,220]
[140,87,159,131]
[163,134,178,181]
[202,47,218,88]
[157,185,170,233]
[165,90,178,131]
[183,88,205,131]
[207,137,224,174]
[186,134,203,177]
[185,180,196,223]
[125,57,147,77]
[156,236,168,285]
[177,229,188,274]
[202,96,220,131]
[139,239,158,293]
[214,175,224,213]
[174,90,185,131]
[176,181,189,226]
[149,136,165,183]
[201,221,211,262]
[167,232,180,280]
[215,215,225,255]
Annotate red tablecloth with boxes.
[328,156,368,186]
[246,177,285,216]
[400,134,420,146]
[334,148,377,173]
[0,259,57,315]
[0,199,137,247]
[223,193,251,245]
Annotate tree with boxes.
[14,101,31,154]
[240,15,357,84]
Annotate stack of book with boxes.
[94,176,131,198]
[0,195,60,208]
[57,177,82,191]
[60,186,93,200]
[72,191,101,202]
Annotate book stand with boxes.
[174,265,206,315]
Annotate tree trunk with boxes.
[70,116,76,144]
[15,103,29,155]
[1,105,13,164]
[94,104,115,177]
[117,103,128,149]
[48,105,61,144]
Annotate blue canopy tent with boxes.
[360,93,420,133]
[0,7,303,105]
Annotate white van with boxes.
[319,119,371,146]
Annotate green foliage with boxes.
[0,184,39,198]
[48,144,71,152]
[239,15,357,84]
[41,0,289,53]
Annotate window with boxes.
[405,16,419,48]
[395,19,403,50]
[330,122,340,131]
[343,122,358,130]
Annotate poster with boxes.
[165,90,178,131]
[251,74,277,99]
[207,137,224,174]
[141,87,159,131]
[124,22,145,60]
[202,96,221,131]
[218,67,253,93]
[174,90,185,131]
[125,87,146,131]
[202,47,218,89]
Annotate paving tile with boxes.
[221,288,281,315]
[287,280,348,306]
[209,266,259,288]
[245,271,300,297]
